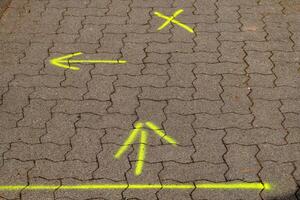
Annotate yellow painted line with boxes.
[50,52,127,70]
[0,183,271,190]
[145,121,177,146]
[154,9,194,33]
[157,9,184,30]
[135,130,147,176]
[114,122,144,159]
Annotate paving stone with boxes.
[224,144,260,181]
[30,160,97,180]
[54,99,109,115]
[194,113,253,129]
[221,74,248,87]
[84,75,116,101]
[5,142,70,161]
[50,43,98,54]
[48,0,89,8]
[166,99,222,115]
[193,74,222,100]
[104,24,149,34]
[167,63,195,87]
[124,33,171,43]
[170,52,219,63]
[248,74,275,87]
[129,144,194,163]
[142,63,169,75]
[224,128,287,145]
[219,31,266,41]
[42,113,79,145]
[65,8,107,16]
[217,6,239,23]
[31,87,87,100]
[273,61,300,87]
[0,112,22,128]
[76,24,104,43]
[10,74,64,88]
[0,87,33,113]
[194,62,247,75]
[160,161,227,182]
[251,99,283,129]
[197,22,241,32]
[0,159,34,199]
[260,162,299,200]
[93,143,130,181]
[194,32,219,52]
[147,42,194,53]
[286,127,300,143]
[144,52,171,64]
[192,128,226,163]
[139,87,195,100]
[66,128,105,162]
[128,8,152,25]
[221,86,251,114]
[18,99,56,128]
[108,87,140,114]
[115,74,168,87]
[124,162,162,200]
[21,178,59,200]
[219,41,245,63]
[271,51,300,62]
[281,99,300,113]
[164,113,195,146]
[56,178,123,200]
[98,33,125,53]
[283,113,300,128]
[250,87,300,100]
[245,41,293,51]
[0,127,45,144]
[258,143,300,162]
[77,113,136,130]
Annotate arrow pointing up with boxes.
[114,121,177,176]
[50,52,127,71]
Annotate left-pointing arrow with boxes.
[50,52,127,71]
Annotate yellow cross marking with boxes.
[154,9,194,33]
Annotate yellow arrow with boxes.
[50,52,127,71]
[114,121,177,176]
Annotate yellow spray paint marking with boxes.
[114,121,177,176]
[0,183,271,190]
[154,9,194,33]
[50,52,127,71]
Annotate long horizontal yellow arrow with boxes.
[50,52,127,71]
[0,183,271,190]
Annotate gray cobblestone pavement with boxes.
[0,0,300,199]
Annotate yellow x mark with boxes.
[154,9,194,33]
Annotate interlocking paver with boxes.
[5,142,70,161]
[192,128,226,163]
[160,161,227,182]
[224,128,287,145]
[224,144,260,181]
[1,0,300,199]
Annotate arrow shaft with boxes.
[135,130,148,176]
[60,60,127,64]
